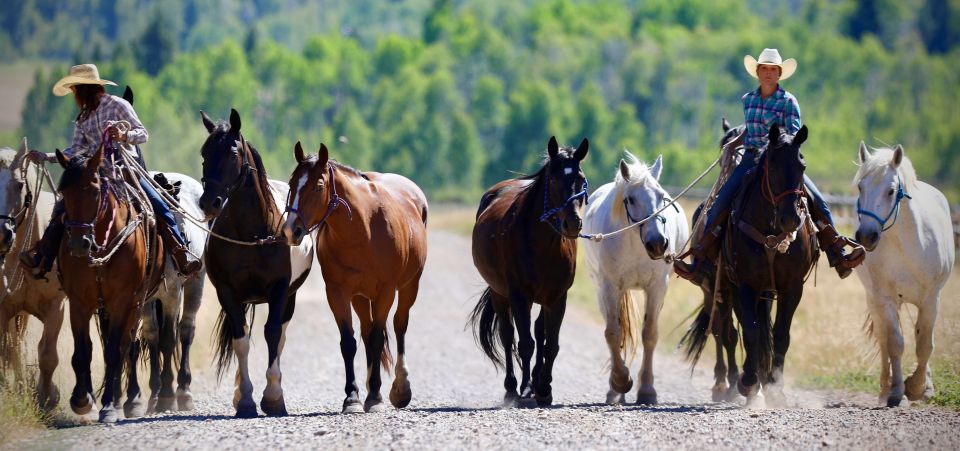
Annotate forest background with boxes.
[1,0,958,203]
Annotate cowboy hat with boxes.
[52,64,117,96]
[743,48,797,81]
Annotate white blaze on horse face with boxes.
[283,172,309,240]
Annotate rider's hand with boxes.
[26,150,48,164]
[106,125,127,142]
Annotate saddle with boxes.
[153,172,182,201]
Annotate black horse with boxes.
[197,109,313,417]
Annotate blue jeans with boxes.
[139,176,187,246]
[704,149,834,232]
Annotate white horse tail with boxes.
[618,290,640,362]
[0,312,28,372]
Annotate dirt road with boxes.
[7,231,960,450]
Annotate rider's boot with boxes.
[19,220,64,281]
[674,228,722,286]
[160,227,202,277]
[817,223,865,279]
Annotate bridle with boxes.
[62,169,119,257]
[856,176,911,232]
[201,132,255,205]
[539,172,589,239]
[284,162,352,235]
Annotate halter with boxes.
[285,162,352,234]
[623,195,677,226]
[539,174,589,237]
[856,177,912,232]
[63,168,120,256]
[201,132,255,202]
[761,148,804,206]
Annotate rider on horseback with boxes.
[19,64,202,278]
[674,49,865,284]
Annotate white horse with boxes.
[853,143,955,407]
[583,152,689,404]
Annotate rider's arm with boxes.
[114,98,148,145]
[784,95,802,135]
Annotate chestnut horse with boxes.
[469,136,588,407]
[198,109,313,418]
[282,142,428,413]
[56,140,165,423]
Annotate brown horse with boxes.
[469,136,588,407]
[282,142,428,413]
[55,140,165,423]
[0,139,65,412]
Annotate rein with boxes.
[285,162,353,235]
[539,175,589,239]
[1,156,50,302]
[857,178,912,232]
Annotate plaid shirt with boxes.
[742,86,801,150]
[66,94,148,158]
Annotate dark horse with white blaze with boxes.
[198,109,313,418]
[470,136,588,407]
[722,124,817,406]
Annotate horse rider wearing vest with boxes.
[674,49,865,285]
[20,64,202,279]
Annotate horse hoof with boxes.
[37,386,61,412]
[517,396,538,409]
[606,390,625,405]
[745,393,765,408]
[389,381,412,409]
[904,375,931,402]
[124,397,147,419]
[235,400,258,418]
[261,397,288,416]
[737,378,759,398]
[342,398,364,414]
[763,388,788,408]
[177,392,195,411]
[886,395,903,408]
[711,384,729,403]
[502,392,520,408]
[146,395,159,414]
[70,393,96,415]
[725,385,742,403]
[535,393,553,408]
[99,407,119,424]
[611,375,634,395]
[155,396,176,413]
[364,395,386,413]
[635,390,658,406]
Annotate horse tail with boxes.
[468,287,505,369]
[213,304,252,381]
[618,290,639,363]
[381,330,394,376]
[0,313,28,372]
[679,303,712,369]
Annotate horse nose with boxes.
[293,225,305,243]
[212,196,224,210]
[644,236,668,259]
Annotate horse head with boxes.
[56,144,109,258]
[762,123,808,233]
[282,141,337,245]
[198,109,249,221]
[854,142,912,251]
[0,139,30,255]
[618,153,670,259]
[540,136,589,238]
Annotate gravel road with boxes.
[7,231,960,450]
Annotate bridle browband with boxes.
[284,162,353,235]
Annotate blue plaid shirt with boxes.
[742,86,801,150]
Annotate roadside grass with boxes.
[0,369,49,444]
[431,202,960,409]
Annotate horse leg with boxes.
[155,295,180,412]
[390,278,420,409]
[764,285,802,408]
[219,288,256,418]
[905,298,938,402]
[36,300,64,412]
[533,294,566,407]
[123,333,146,419]
[177,276,203,411]
[509,292,535,407]
[261,285,294,417]
[722,305,741,402]
[531,309,545,393]
[599,284,631,405]
[877,296,905,407]
[711,333,727,402]
[636,282,666,405]
[141,300,162,413]
[68,303,97,416]
[98,314,129,423]
[330,290,362,414]
[733,286,763,406]
[492,292,519,407]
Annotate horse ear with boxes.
[892,144,904,169]
[619,159,630,180]
[295,141,306,163]
[122,85,134,105]
[229,108,242,132]
[722,117,731,133]
[318,143,329,167]
[650,154,663,180]
[200,110,216,133]
[547,136,559,160]
[86,145,104,171]
[768,124,781,146]
[55,149,68,168]
[858,141,870,163]
[794,125,808,145]
[574,138,589,161]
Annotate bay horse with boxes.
[581,151,688,405]
[680,118,744,403]
[853,143,955,407]
[0,138,65,412]
[469,136,588,407]
[721,124,817,407]
[55,139,165,423]
[282,141,428,413]
[198,109,313,418]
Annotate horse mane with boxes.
[518,147,578,194]
[0,147,40,188]
[58,153,93,191]
[853,146,918,191]
[610,150,650,224]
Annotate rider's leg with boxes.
[675,149,759,284]
[19,200,64,280]
[805,175,864,279]
[138,176,201,276]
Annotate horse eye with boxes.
[626,197,633,205]
[887,189,895,196]
[315,179,325,191]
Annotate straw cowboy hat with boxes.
[743,48,797,81]
[52,64,117,96]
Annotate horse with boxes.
[0,138,65,412]
[581,151,688,405]
[679,118,745,403]
[198,109,313,418]
[721,124,817,407]
[853,143,955,407]
[55,139,166,423]
[469,136,589,407]
[139,171,207,413]
[282,141,428,413]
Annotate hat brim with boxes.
[743,55,797,81]
[52,76,117,96]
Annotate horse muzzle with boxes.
[643,234,669,260]
[282,217,305,246]
[0,222,14,254]
[67,234,95,258]
[198,192,224,221]
[558,215,583,238]
[855,228,880,252]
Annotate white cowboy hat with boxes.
[743,48,797,81]
[52,64,117,96]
